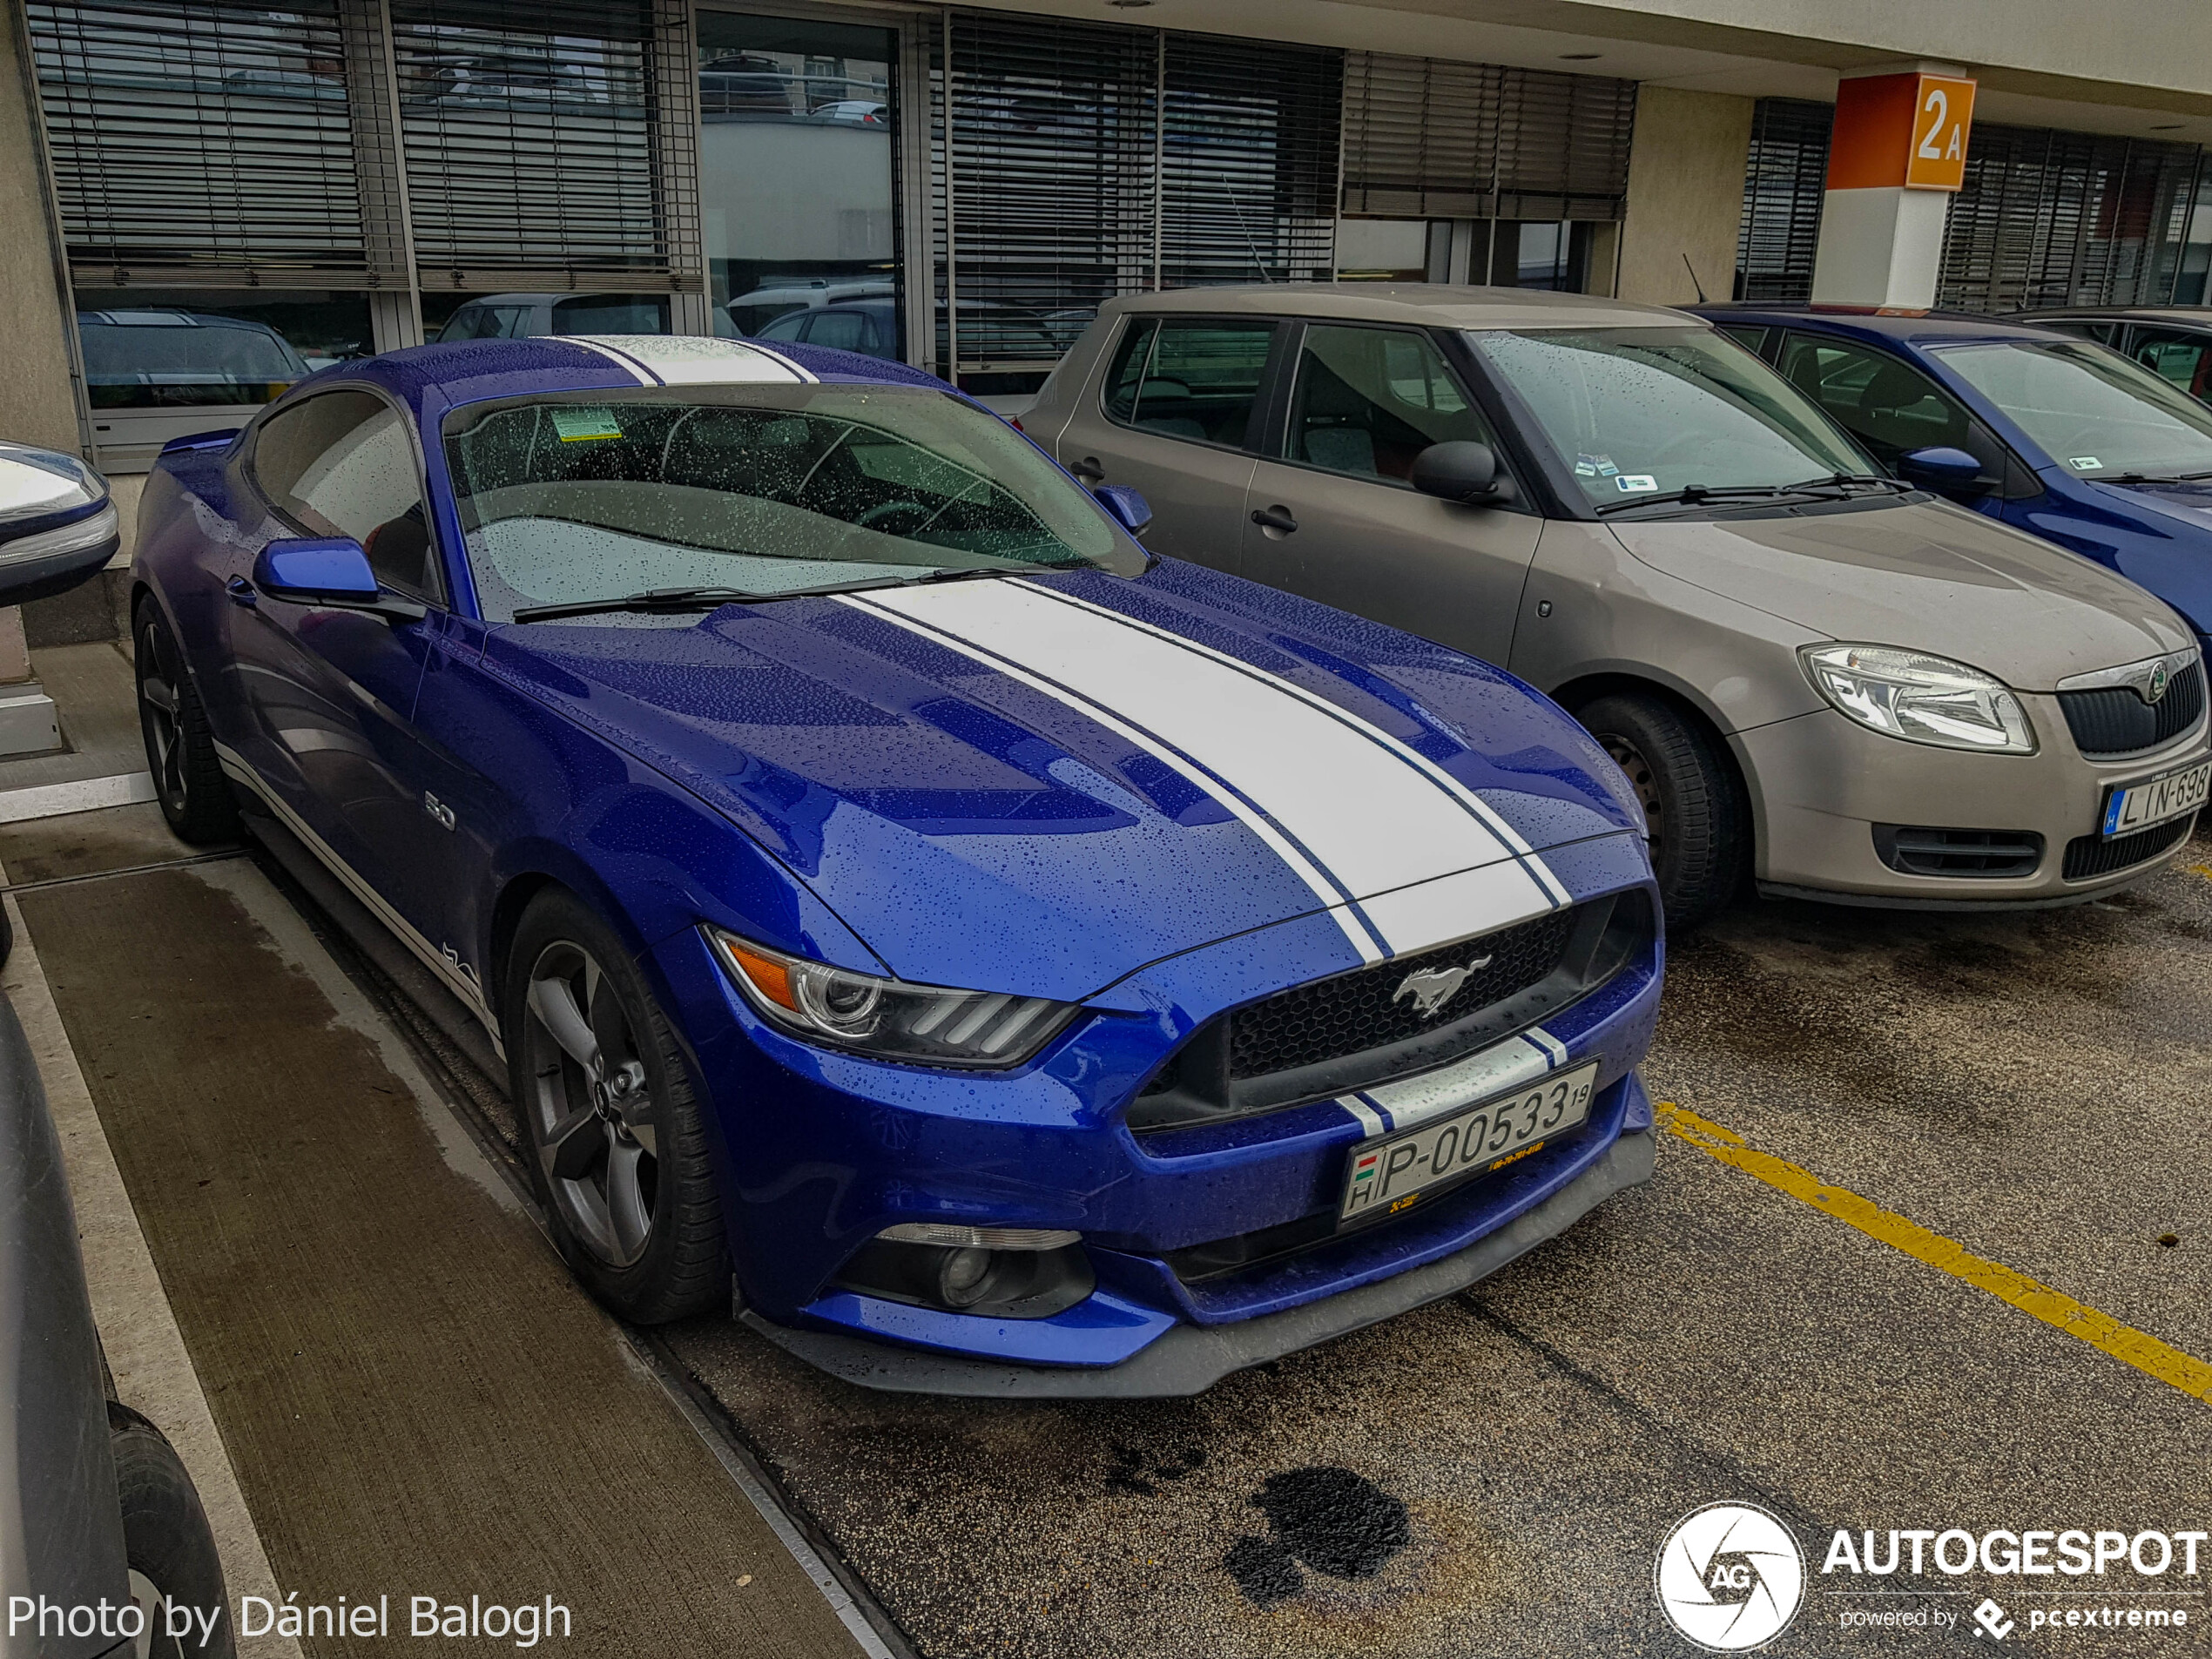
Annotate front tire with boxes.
[111,1402,234,1659]
[505,890,726,1323]
[1575,691,1747,932]
[134,600,241,846]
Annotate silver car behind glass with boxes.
[1023,287,2209,926]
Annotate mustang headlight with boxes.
[706,928,1077,1068]
[1799,644,2037,755]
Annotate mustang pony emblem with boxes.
[1393,957,1493,1020]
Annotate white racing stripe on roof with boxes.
[1016,577,1571,908]
[837,589,1388,962]
[562,334,814,386]
[867,580,1557,952]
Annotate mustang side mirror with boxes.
[0,443,120,607]
[1898,446,1989,496]
[1412,442,1512,505]
[1092,483,1152,536]
[252,538,425,622]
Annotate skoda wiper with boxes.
[1595,475,1909,516]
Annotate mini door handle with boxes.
[1250,505,1298,533]
[1069,457,1106,482]
[225,576,257,607]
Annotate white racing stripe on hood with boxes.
[853,578,1561,955]
[841,587,1389,961]
[1015,578,1571,908]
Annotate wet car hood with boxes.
[1608,499,2195,689]
[482,561,1637,999]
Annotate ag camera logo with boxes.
[1656,1502,1806,1651]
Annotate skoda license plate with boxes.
[1340,1062,1597,1222]
[2101,759,2211,839]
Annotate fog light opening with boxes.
[939,1246,995,1307]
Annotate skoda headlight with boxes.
[706,929,1077,1068]
[1799,644,2036,754]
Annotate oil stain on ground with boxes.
[1223,1467,1411,1606]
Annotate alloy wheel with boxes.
[136,618,189,816]
[521,940,662,1269]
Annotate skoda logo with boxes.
[1392,955,1491,1020]
[1654,1503,1805,1652]
[2147,659,2172,704]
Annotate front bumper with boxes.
[1740,700,2209,905]
[649,838,1661,1391]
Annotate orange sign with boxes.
[1824,71,1978,192]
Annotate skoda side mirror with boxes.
[0,443,120,607]
[1092,483,1152,536]
[1898,446,1989,496]
[252,538,424,623]
[1412,442,1513,505]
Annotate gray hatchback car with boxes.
[1023,287,2210,927]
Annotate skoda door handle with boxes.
[225,576,257,608]
[1069,456,1106,482]
[1251,505,1298,535]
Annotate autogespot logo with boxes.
[1656,1503,1807,1652]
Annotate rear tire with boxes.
[505,889,726,1323]
[134,599,241,846]
[111,1401,233,1659]
[1575,691,1747,933]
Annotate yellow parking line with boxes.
[1656,1102,2212,1405]
[2188,863,2212,882]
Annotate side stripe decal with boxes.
[1015,577,1570,908]
[840,589,1389,962]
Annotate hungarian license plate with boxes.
[2101,759,2212,838]
[1340,1062,1597,1223]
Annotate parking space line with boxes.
[2188,863,2212,881]
[1656,1102,2212,1406]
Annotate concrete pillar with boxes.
[0,8,78,750]
[1811,66,1978,310]
[1615,87,1757,308]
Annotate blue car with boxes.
[131,334,1660,1396]
[1696,307,2212,656]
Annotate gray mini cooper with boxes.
[1022,287,2209,927]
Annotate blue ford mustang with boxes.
[131,334,1662,1396]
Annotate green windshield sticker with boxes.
[551,408,624,443]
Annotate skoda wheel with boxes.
[507,890,725,1323]
[134,600,241,845]
[1576,691,1747,932]
[111,1402,234,1659]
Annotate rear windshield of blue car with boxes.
[442,387,1140,621]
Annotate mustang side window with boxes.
[1285,325,1501,486]
[250,390,439,599]
[1103,318,1275,449]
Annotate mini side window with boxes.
[1102,317,1275,450]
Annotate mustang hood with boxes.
[1609,499,2195,689]
[483,563,1637,1001]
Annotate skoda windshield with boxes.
[443,387,1144,622]
[1933,338,2212,482]
[1467,327,1875,512]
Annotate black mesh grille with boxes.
[2058,664,2204,759]
[1228,908,1577,1082]
[2062,815,2196,880]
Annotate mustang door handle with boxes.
[1068,457,1106,482]
[225,576,257,607]
[1250,505,1298,534]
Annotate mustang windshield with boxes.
[443,387,1141,622]
[1468,327,1869,509]
[1933,339,2212,480]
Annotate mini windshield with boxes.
[1933,339,2212,480]
[1467,327,1869,507]
[443,388,1140,621]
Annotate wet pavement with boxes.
[17,724,2209,1654]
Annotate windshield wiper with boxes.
[1594,474,1908,516]
[509,564,1062,624]
[2110,469,2212,485]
